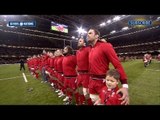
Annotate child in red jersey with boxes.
[94,69,123,105]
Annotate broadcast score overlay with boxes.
[8,21,36,27]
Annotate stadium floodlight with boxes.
[72,36,75,39]
[107,20,111,24]
[77,27,87,35]
[100,22,106,27]
[110,30,116,34]
[76,38,79,40]
[113,16,121,21]
[122,26,129,31]
[122,15,126,17]
[2,15,15,18]
[156,17,160,21]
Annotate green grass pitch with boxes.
[0,59,159,105]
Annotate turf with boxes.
[0,60,159,105]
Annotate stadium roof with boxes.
[1,15,160,37]
[0,15,160,48]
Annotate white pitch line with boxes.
[146,69,160,72]
[22,73,28,82]
[0,76,22,81]
[0,74,30,81]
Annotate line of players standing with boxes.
[27,28,129,105]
